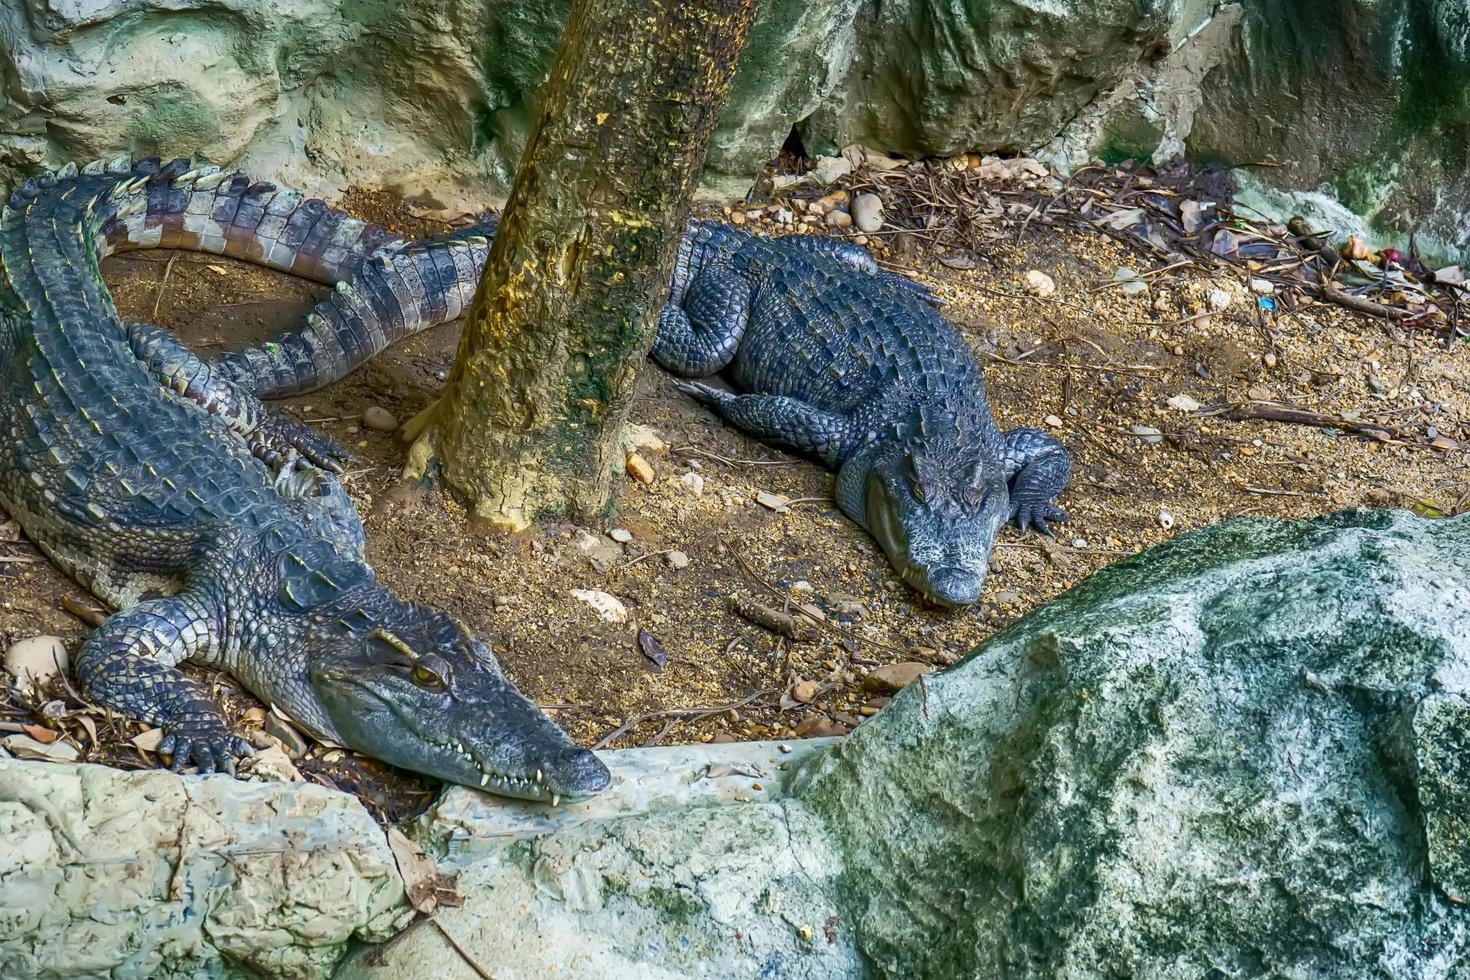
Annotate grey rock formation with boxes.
[5,0,1464,257]
[343,511,1470,979]
[0,759,409,979]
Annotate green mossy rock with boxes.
[798,510,1470,976]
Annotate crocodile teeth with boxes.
[480,773,489,787]
[551,794,560,807]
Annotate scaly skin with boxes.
[213,214,1066,607]
[654,222,1071,607]
[0,158,608,801]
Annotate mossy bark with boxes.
[409,0,756,528]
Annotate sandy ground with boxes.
[2,174,1465,815]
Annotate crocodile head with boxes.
[303,595,610,804]
[861,438,1010,608]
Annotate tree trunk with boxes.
[405,0,756,528]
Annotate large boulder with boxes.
[0,0,862,201]
[0,758,409,978]
[796,509,1470,976]
[344,510,1470,979]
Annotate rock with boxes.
[1,734,79,763]
[242,746,304,783]
[629,428,669,461]
[361,406,398,432]
[1208,287,1233,311]
[755,490,791,513]
[1112,266,1148,294]
[794,510,1470,975]
[608,528,634,544]
[1023,270,1056,297]
[861,662,933,693]
[571,589,628,624]
[792,680,820,704]
[679,471,706,497]
[823,209,853,228]
[665,550,690,569]
[794,716,849,738]
[263,712,310,759]
[1249,277,1275,295]
[624,453,655,485]
[1130,424,1164,444]
[1043,414,1063,428]
[810,155,853,185]
[1247,385,1273,402]
[571,529,624,572]
[342,512,1470,979]
[827,593,869,619]
[851,192,884,232]
[1166,394,1202,412]
[0,758,408,977]
[4,635,67,692]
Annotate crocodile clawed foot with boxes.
[672,379,732,408]
[159,719,255,777]
[1013,501,1069,537]
[254,411,350,474]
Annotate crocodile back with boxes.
[0,167,301,606]
[686,223,1000,449]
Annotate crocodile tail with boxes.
[8,156,498,399]
[213,218,497,398]
[94,156,403,285]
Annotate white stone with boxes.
[679,471,706,497]
[851,193,885,232]
[1024,269,1056,297]
[0,759,407,977]
[4,636,67,692]
[571,589,628,624]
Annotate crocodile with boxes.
[0,157,609,802]
[211,212,1068,607]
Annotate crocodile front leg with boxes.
[651,268,752,376]
[74,591,253,774]
[1000,427,1071,534]
[124,321,348,474]
[674,380,853,467]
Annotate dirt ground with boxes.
[2,172,1466,814]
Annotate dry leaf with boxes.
[387,826,462,914]
[636,628,667,668]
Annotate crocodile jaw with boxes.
[863,468,1007,609]
[309,649,609,804]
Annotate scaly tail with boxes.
[212,220,495,397]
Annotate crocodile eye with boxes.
[411,665,446,689]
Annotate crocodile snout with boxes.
[924,566,984,607]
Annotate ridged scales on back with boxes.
[0,158,608,801]
[653,222,1071,606]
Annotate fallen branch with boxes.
[591,688,772,750]
[729,594,818,642]
[1319,285,1408,321]
[1208,400,1416,443]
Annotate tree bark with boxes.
[405,0,756,528]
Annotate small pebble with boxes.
[824,210,853,229]
[862,662,933,694]
[264,713,309,759]
[679,471,705,497]
[5,636,67,692]
[608,528,633,544]
[792,680,820,704]
[851,193,885,233]
[1024,270,1056,298]
[362,406,398,432]
[625,453,655,484]
[1044,414,1063,428]
[665,550,690,569]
